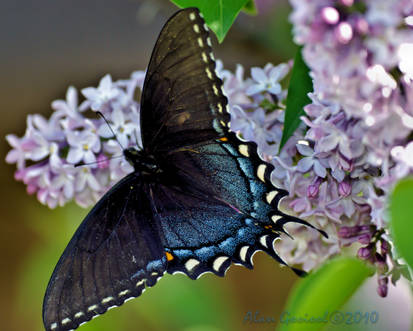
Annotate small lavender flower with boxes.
[82,74,122,111]
[377,278,388,298]
[50,162,76,202]
[246,63,289,100]
[97,107,138,148]
[67,130,101,165]
[75,167,101,193]
[5,134,30,169]
[287,0,413,295]
[296,142,328,178]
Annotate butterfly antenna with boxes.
[96,111,124,150]
[74,155,124,168]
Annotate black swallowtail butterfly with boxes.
[43,8,326,331]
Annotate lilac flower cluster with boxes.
[6,73,145,208]
[284,0,413,295]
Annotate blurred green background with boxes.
[1,1,411,330]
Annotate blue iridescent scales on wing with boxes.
[42,7,327,331]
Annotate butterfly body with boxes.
[43,8,325,331]
[123,148,161,175]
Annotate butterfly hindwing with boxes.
[147,130,301,279]
[43,174,167,331]
[140,8,229,152]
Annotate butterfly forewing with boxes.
[140,8,229,152]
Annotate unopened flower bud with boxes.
[357,233,371,245]
[307,183,319,198]
[338,226,352,238]
[377,284,388,297]
[358,246,372,260]
[97,154,109,169]
[338,181,351,196]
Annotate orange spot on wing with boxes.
[219,137,228,142]
[165,251,174,261]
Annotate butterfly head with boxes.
[123,147,161,175]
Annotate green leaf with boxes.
[136,274,234,330]
[242,0,257,15]
[390,177,413,270]
[279,47,312,152]
[277,257,373,331]
[170,0,249,42]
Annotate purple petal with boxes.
[318,134,339,152]
[289,197,310,213]
[51,100,69,112]
[314,161,327,178]
[297,157,314,172]
[251,67,267,82]
[6,134,19,148]
[269,63,289,81]
[87,173,101,191]
[81,87,99,100]
[6,150,25,169]
[83,151,96,164]
[338,140,353,159]
[67,86,78,109]
[118,134,129,149]
[268,85,282,95]
[331,167,345,182]
[31,147,49,161]
[79,100,91,112]
[245,84,264,95]
[99,74,112,91]
[296,143,314,156]
[75,172,86,191]
[67,148,82,164]
[342,198,355,218]
[112,107,124,126]
[63,183,74,199]
[97,124,113,138]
